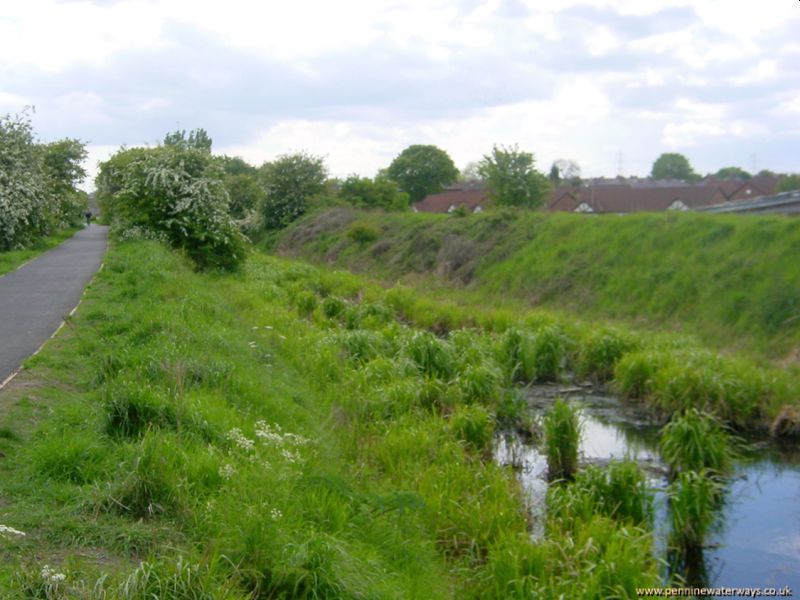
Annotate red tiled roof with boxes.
[414,189,488,213]
[548,184,722,213]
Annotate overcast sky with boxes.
[1,0,798,188]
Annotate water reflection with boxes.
[495,386,800,591]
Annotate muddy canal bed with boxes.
[494,384,800,589]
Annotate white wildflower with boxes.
[270,508,283,521]
[219,463,236,479]
[40,564,66,584]
[226,428,255,452]
[0,524,26,538]
[248,341,257,348]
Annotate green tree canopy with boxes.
[338,175,409,211]
[714,166,751,180]
[39,138,89,228]
[163,128,212,152]
[260,152,327,229]
[777,174,800,193]
[386,144,458,202]
[477,144,551,209]
[650,153,698,181]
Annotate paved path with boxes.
[0,225,108,387]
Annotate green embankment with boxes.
[0,228,81,276]
[274,208,800,360]
[0,240,663,597]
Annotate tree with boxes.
[338,175,409,211]
[40,138,89,227]
[260,152,327,229]
[477,144,551,209]
[163,128,212,152]
[460,161,481,181]
[217,155,257,176]
[651,153,698,181]
[224,173,266,220]
[386,144,458,202]
[551,159,581,184]
[777,174,800,193]
[714,166,751,180]
[548,163,560,184]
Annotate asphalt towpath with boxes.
[0,225,108,388]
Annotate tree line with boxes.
[95,131,557,270]
[0,111,89,251]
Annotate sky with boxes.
[1,0,798,189]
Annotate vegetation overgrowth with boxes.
[0,239,665,597]
[0,112,88,251]
[274,207,800,360]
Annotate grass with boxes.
[0,227,81,276]
[543,399,581,482]
[659,409,736,480]
[274,207,800,360]
[0,239,664,596]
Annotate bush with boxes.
[98,144,247,270]
[0,113,51,250]
[346,222,380,244]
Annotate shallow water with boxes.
[494,385,800,590]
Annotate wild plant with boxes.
[543,398,581,481]
[497,327,537,384]
[450,404,494,455]
[659,409,735,480]
[548,461,653,527]
[102,379,176,438]
[577,327,640,383]
[293,290,318,318]
[402,330,457,380]
[321,295,347,319]
[531,324,571,382]
[667,469,722,550]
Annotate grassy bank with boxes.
[273,208,800,360]
[0,240,662,598]
[0,228,81,276]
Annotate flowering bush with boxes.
[0,114,89,250]
[0,113,51,250]
[99,145,247,270]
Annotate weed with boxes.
[102,379,176,438]
[659,409,736,480]
[548,461,653,527]
[577,328,639,383]
[450,404,494,454]
[543,399,581,482]
[667,470,722,550]
[497,328,537,384]
[402,330,457,380]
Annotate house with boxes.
[548,183,723,214]
[412,182,488,214]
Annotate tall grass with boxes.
[659,409,736,480]
[543,399,581,481]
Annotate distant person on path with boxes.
[85,210,92,226]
